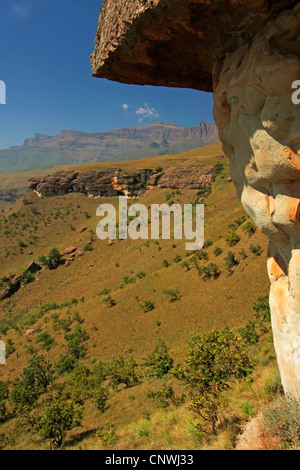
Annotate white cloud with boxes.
[136,103,160,123]
[121,103,129,112]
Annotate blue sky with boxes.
[0,0,214,149]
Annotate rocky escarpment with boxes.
[0,122,219,174]
[29,166,216,199]
[91,0,300,400]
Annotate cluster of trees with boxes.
[0,295,272,449]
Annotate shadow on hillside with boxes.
[64,428,98,447]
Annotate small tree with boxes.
[183,328,255,394]
[224,251,239,272]
[107,357,140,390]
[38,248,62,270]
[38,395,83,449]
[11,355,54,409]
[143,340,174,378]
[225,230,240,247]
[189,388,221,435]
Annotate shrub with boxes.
[65,326,89,359]
[213,247,223,257]
[182,328,255,394]
[140,300,155,313]
[136,271,146,279]
[143,340,174,378]
[83,244,94,251]
[93,387,109,412]
[123,276,136,285]
[242,221,256,237]
[238,248,248,259]
[103,295,117,308]
[250,244,262,256]
[163,288,181,303]
[11,355,54,409]
[225,230,240,247]
[38,248,62,270]
[262,396,300,449]
[203,240,213,248]
[181,260,191,271]
[97,422,117,446]
[107,357,140,390]
[38,395,83,449]
[20,270,35,286]
[252,296,271,325]
[36,332,56,351]
[238,321,259,344]
[147,385,185,410]
[224,251,239,272]
[198,263,221,280]
[189,388,221,435]
[54,354,76,375]
[98,288,111,296]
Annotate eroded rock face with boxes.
[213,4,300,399]
[29,165,217,198]
[91,0,295,91]
[29,168,155,198]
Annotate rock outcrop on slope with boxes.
[91,0,300,400]
[28,166,216,198]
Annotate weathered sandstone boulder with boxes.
[91,0,300,399]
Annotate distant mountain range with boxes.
[0,122,219,173]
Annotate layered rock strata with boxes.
[29,166,216,198]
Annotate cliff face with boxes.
[29,166,216,198]
[91,0,294,91]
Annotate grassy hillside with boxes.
[0,144,283,450]
[0,142,222,211]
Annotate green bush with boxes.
[147,385,185,410]
[224,251,239,272]
[54,354,76,375]
[213,247,223,257]
[38,248,62,270]
[140,300,155,313]
[198,263,221,280]
[103,295,117,308]
[182,328,255,394]
[38,395,83,449]
[36,332,56,351]
[97,422,117,446]
[238,321,259,345]
[143,340,174,378]
[250,244,262,256]
[107,357,140,390]
[242,222,256,237]
[225,230,241,247]
[163,288,181,303]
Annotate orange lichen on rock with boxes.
[269,256,287,280]
[284,147,300,170]
[112,177,126,192]
[288,198,300,224]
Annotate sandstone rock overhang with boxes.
[91,0,296,92]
